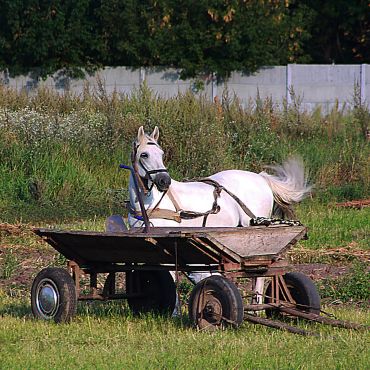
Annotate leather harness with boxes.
[128,177,257,226]
[129,138,257,226]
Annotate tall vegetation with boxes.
[0,84,368,221]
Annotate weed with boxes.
[177,278,194,305]
[319,261,370,303]
[53,253,67,267]
[0,248,18,279]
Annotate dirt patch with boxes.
[0,246,357,296]
[0,244,58,294]
[288,263,350,280]
[0,222,59,294]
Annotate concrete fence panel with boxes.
[1,64,369,112]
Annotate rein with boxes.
[192,178,256,220]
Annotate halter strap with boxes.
[131,140,169,194]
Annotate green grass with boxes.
[296,200,370,251]
[0,84,369,220]
[0,294,369,370]
[0,85,369,369]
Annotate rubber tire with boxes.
[126,271,176,316]
[188,275,244,330]
[265,272,321,317]
[31,267,77,323]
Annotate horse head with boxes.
[132,126,171,192]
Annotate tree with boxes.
[301,0,370,63]
[99,0,312,79]
[0,0,103,78]
[5,0,368,80]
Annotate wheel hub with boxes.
[203,297,222,324]
[36,280,59,318]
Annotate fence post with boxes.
[211,73,218,102]
[139,67,146,86]
[360,64,366,105]
[286,64,292,105]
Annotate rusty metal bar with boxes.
[190,237,223,263]
[244,313,319,336]
[278,275,296,304]
[243,303,295,311]
[278,307,370,330]
[244,304,275,311]
[274,275,280,305]
[84,264,218,274]
[68,260,81,297]
[78,292,146,301]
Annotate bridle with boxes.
[131,140,169,193]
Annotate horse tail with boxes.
[259,157,312,219]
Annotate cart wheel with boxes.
[31,267,77,323]
[188,275,243,330]
[265,272,321,317]
[126,271,176,315]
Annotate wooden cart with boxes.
[31,223,366,335]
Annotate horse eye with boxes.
[140,152,149,159]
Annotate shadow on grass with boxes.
[77,300,191,327]
[1,202,122,224]
[0,301,32,319]
[0,298,192,329]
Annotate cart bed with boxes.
[34,225,307,269]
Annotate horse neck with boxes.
[128,173,163,209]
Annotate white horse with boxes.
[127,126,311,298]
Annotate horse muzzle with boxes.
[154,172,171,192]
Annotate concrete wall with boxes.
[1,64,369,112]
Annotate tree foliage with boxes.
[0,0,103,78]
[0,0,368,80]
[300,0,370,64]
[97,0,313,78]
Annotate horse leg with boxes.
[169,271,181,317]
[255,277,265,305]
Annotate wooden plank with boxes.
[34,225,307,267]
[200,226,306,259]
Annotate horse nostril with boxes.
[155,173,171,191]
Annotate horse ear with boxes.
[137,126,145,142]
[150,126,160,142]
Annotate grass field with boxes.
[0,294,369,370]
[0,86,369,369]
[0,202,369,369]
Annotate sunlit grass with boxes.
[1,85,369,369]
[0,293,369,369]
[296,200,369,251]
